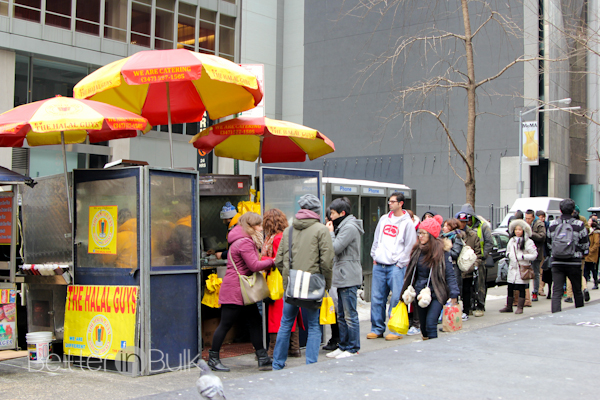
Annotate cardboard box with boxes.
[201,317,236,348]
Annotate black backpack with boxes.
[551,218,575,259]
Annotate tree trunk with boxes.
[461,0,477,207]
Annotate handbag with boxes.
[441,303,463,332]
[319,291,336,325]
[267,267,284,300]
[387,302,409,335]
[519,264,534,280]
[284,228,326,309]
[229,244,270,306]
[457,245,477,273]
[496,257,509,283]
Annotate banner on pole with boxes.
[522,121,539,166]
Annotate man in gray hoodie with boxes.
[325,197,364,359]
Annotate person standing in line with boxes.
[525,209,546,302]
[536,210,551,297]
[547,199,589,313]
[367,192,417,341]
[499,219,538,314]
[325,197,364,359]
[455,212,483,321]
[584,220,600,290]
[272,194,334,369]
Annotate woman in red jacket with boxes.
[208,212,274,372]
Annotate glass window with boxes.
[76,0,100,35]
[155,0,173,11]
[104,0,127,42]
[222,0,235,3]
[177,4,196,51]
[31,58,88,101]
[131,1,151,47]
[198,9,215,52]
[14,0,41,23]
[0,1,9,17]
[14,55,29,107]
[45,0,71,29]
[155,7,174,49]
[200,8,216,23]
[219,25,235,58]
[220,14,235,28]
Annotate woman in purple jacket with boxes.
[208,212,274,372]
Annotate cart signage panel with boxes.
[0,288,17,349]
[64,285,138,359]
[88,205,118,255]
[0,194,12,245]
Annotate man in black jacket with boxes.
[525,209,546,301]
[547,199,589,313]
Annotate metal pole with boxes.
[518,110,523,198]
[166,82,174,169]
[61,131,72,223]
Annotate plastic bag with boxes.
[201,273,222,308]
[319,292,336,325]
[441,303,462,332]
[387,302,409,335]
[267,267,284,300]
[496,257,509,283]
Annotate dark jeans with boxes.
[211,303,264,352]
[462,277,473,315]
[551,265,584,313]
[583,262,598,286]
[507,283,527,298]
[416,298,444,339]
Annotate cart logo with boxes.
[87,315,113,356]
[91,209,115,248]
[45,101,83,116]
[383,225,399,237]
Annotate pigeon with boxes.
[196,359,226,400]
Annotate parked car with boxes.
[496,197,563,232]
[485,230,509,287]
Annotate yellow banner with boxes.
[63,285,138,359]
[88,205,118,255]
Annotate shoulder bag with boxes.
[284,228,326,309]
[229,242,270,306]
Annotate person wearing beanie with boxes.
[455,212,483,320]
[272,193,334,370]
[208,201,239,260]
[368,192,417,341]
[401,219,460,339]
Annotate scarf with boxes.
[262,234,275,258]
[332,214,348,233]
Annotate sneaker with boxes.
[335,351,358,359]
[366,332,383,339]
[462,313,469,321]
[407,327,421,336]
[326,348,344,358]
[584,289,590,302]
[593,285,599,290]
[385,334,403,341]
[564,297,573,303]
[532,293,538,302]
[322,339,339,351]
[473,310,484,317]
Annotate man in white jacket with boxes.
[367,192,417,340]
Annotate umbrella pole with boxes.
[166,82,174,169]
[61,131,72,224]
[255,137,263,191]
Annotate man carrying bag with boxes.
[272,194,334,370]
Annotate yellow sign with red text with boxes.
[63,285,138,359]
[88,205,118,255]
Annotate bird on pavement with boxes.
[196,359,226,400]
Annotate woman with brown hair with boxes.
[208,212,274,372]
[262,209,301,358]
[401,218,460,339]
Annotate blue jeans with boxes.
[370,263,406,336]
[337,286,360,353]
[416,298,444,339]
[272,301,321,370]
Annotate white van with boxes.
[497,197,563,231]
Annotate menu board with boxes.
[0,288,17,349]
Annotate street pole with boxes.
[518,110,523,198]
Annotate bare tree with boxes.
[341,0,547,207]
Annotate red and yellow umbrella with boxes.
[189,116,335,163]
[74,49,263,167]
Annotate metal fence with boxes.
[416,203,510,229]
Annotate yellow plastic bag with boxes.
[201,273,222,308]
[320,292,336,325]
[267,267,284,300]
[387,302,409,335]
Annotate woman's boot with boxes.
[499,297,514,313]
[515,297,526,314]
[267,333,277,357]
[288,330,301,357]
[256,348,272,371]
[207,350,230,372]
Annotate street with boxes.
[1,284,599,399]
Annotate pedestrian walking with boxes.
[499,219,538,314]
[368,192,417,341]
[547,199,589,313]
[401,218,460,339]
[272,194,334,369]
[325,197,364,359]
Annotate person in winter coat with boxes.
[456,204,492,317]
[273,194,334,370]
[208,212,275,372]
[584,220,600,290]
[442,218,466,292]
[368,192,417,341]
[499,219,538,314]
[324,197,364,359]
[262,209,302,358]
[525,210,546,302]
[401,218,460,339]
[456,212,483,320]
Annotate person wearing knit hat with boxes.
[208,201,238,260]
[298,194,322,216]
[400,220,460,339]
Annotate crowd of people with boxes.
[205,193,595,373]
